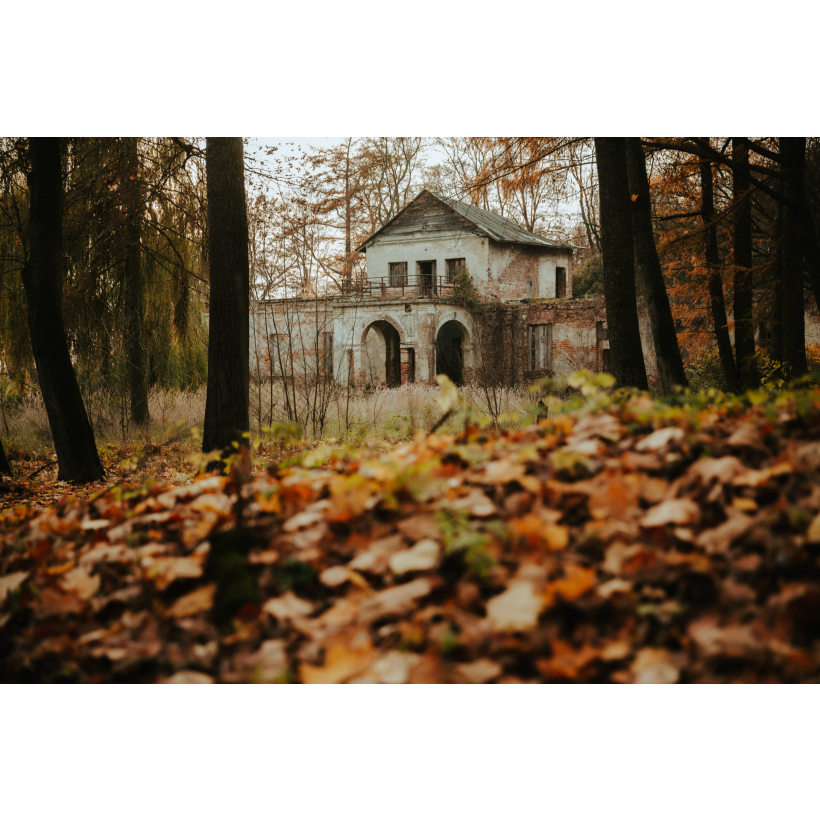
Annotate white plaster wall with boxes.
[365,234,490,291]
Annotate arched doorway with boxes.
[362,320,401,387]
[436,320,464,385]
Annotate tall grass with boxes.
[3,381,539,458]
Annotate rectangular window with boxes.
[269,334,289,375]
[389,262,408,287]
[322,332,333,377]
[556,267,567,299]
[596,321,608,342]
[528,324,553,371]
[446,257,466,283]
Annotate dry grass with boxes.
[3,381,540,462]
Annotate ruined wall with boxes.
[489,243,572,301]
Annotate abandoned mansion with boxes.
[251,189,659,388]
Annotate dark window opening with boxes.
[418,260,437,296]
[445,257,466,283]
[404,348,416,384]
[528,324,553,371]
[601,348,611,373]
[389,262,408,287]
[596,321,608,342]
[556,267,567,299]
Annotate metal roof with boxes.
[356,189,572,252]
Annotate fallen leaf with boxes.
[166,584,216,619]
[0,571,28,606]
[60,567,100,600]
[641,498,700,528]
[263,591,314,622]
[635,427,684,451]
[537,640,599,680]
[486,581,543,631]
[453,658,503,684]
[300,628,374,684]
[630,647,683,684]
[358,578,434,624]
[388,539,440,575]
[162,670,214,684]
[543,565,597,606]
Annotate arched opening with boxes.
[362,320,401,388]
[436,320,464,385]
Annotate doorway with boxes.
[417,260,436,296]
[436,320,464,385]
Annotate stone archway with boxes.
[436,320,466,385]
[362,320,401,387]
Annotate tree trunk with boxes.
[732,138,759,390]
[624,138,687,392]
[23,138,104,483]
[780,137,808,380]
[0,440,12,478]
[699,153,739,393]
[202,138,250,458]
[594,138,648,390]
[123,137,149,424]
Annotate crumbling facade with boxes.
[250,189,655,388]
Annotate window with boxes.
[389,262,407,287]
[556,267,567,299]
[322,332,333,377]
[596,321,608,342]
[269,334,289,375]
[446,257,466,283]
[528,324,553,371]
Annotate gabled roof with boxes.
[355,189,572,252]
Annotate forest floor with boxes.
[4,384,820,683]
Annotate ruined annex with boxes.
[251,189,651,388]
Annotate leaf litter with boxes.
[5,388,820,682]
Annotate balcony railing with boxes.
[340,274,456,300]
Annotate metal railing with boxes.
[340,274,456,300]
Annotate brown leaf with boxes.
[388,539,440,575]
[635,427,684,452]
[630,647,684,684]
[166,584,216,619]
[0,571,28,606]
[543,565,597,606]
[358,578,434,624]
[453,658,503,684]
[60,567,100,600]
[688,617,765,661]
[263,591,314,622]
[300,627,374,684]
[486,581,543,631]
[144,555,204,591]
[695,512,753,554]
[474,459,525,485]
[162,670,214,684]
[640,498,700,528]
[396,514,439,542]
[537,640,599,680]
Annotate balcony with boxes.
[340,274,456,301]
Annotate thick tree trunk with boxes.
[23,138,104,483]
[594,138,648,390]
[732,138,759,390]
[624,138,687,393]
[202,138,250,458]
[124,137,149,424]
[770,201,785,368]
[780,137,808,380]
[0,440,12,478]
[699,154,739,393]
